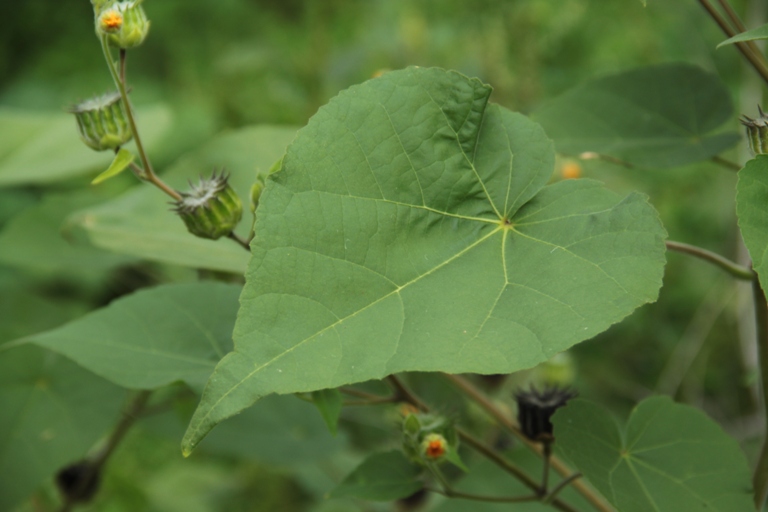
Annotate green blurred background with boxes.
[0,0,764,510]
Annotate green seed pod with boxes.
[174,171,243,240]
[96,1,150,49]
[68,91,133,151]
[741,106,768,155]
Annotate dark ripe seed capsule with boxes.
[55,460,101,504]
[513,386,577,443]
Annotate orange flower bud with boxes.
[421,433,447,460]
[99,10,123,32]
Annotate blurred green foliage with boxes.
[0,0,763,510]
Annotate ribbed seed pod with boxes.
[741,106,768,155]
[173,171,243,240]
[68,91,132,151]
[96,0,150,49]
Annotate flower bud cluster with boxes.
[402,412,458,464]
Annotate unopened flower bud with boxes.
[741,106,768,155]
[97,1,150,49]
[68,91,132,151]
[249,180,264,214]
[513,386,577,443]
[174,170,243,240]
[420,433,448,460]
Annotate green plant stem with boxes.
[442,373,615,512]
[227,232,251,251]
[711,155,741,171]
[545,473,583,504]
[338,385,399,405]
[119,48,126,83]
[715,0,763,58]
[665,240,756,280]
[698,0,768,86]
[752,279,768,509]
[541,441,553,494]
[426,461,543,505]
[455,427,540,491]
[387,375,582,512]
[58,390,152,512]
[386,375,429,411]
[101,37,250,252]
[100,35,182,202]
[426,487,539,503]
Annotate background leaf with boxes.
[182,67,666,453]
[0,344,126,511]
[0,105,171,187]
[0,190,137,285]
[737,155,768,291]
[68,126,297,273]
[552,397,754,512]
[718,24,768,48]
[25,282,241,393]
[533,63,738,168]
[330,451,423,501]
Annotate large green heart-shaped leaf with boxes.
[182,67,666,454]
[0,344,126,511]
[737,155,768,289]
[68,126,297,273]
[533,64,738,168]
[23,283,241,393]
[553,397,754,512]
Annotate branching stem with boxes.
[58,390,151,512]
[697,0,768,86]
[715,0,763,57]
[387,375,587,512]
[442,373,615,512]
[227,232,251,251]
[665,240,756,280]
[426,486,539,503]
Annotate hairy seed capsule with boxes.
[173,170,243,240]
[741,106,768,155]
[68,91,133,151]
